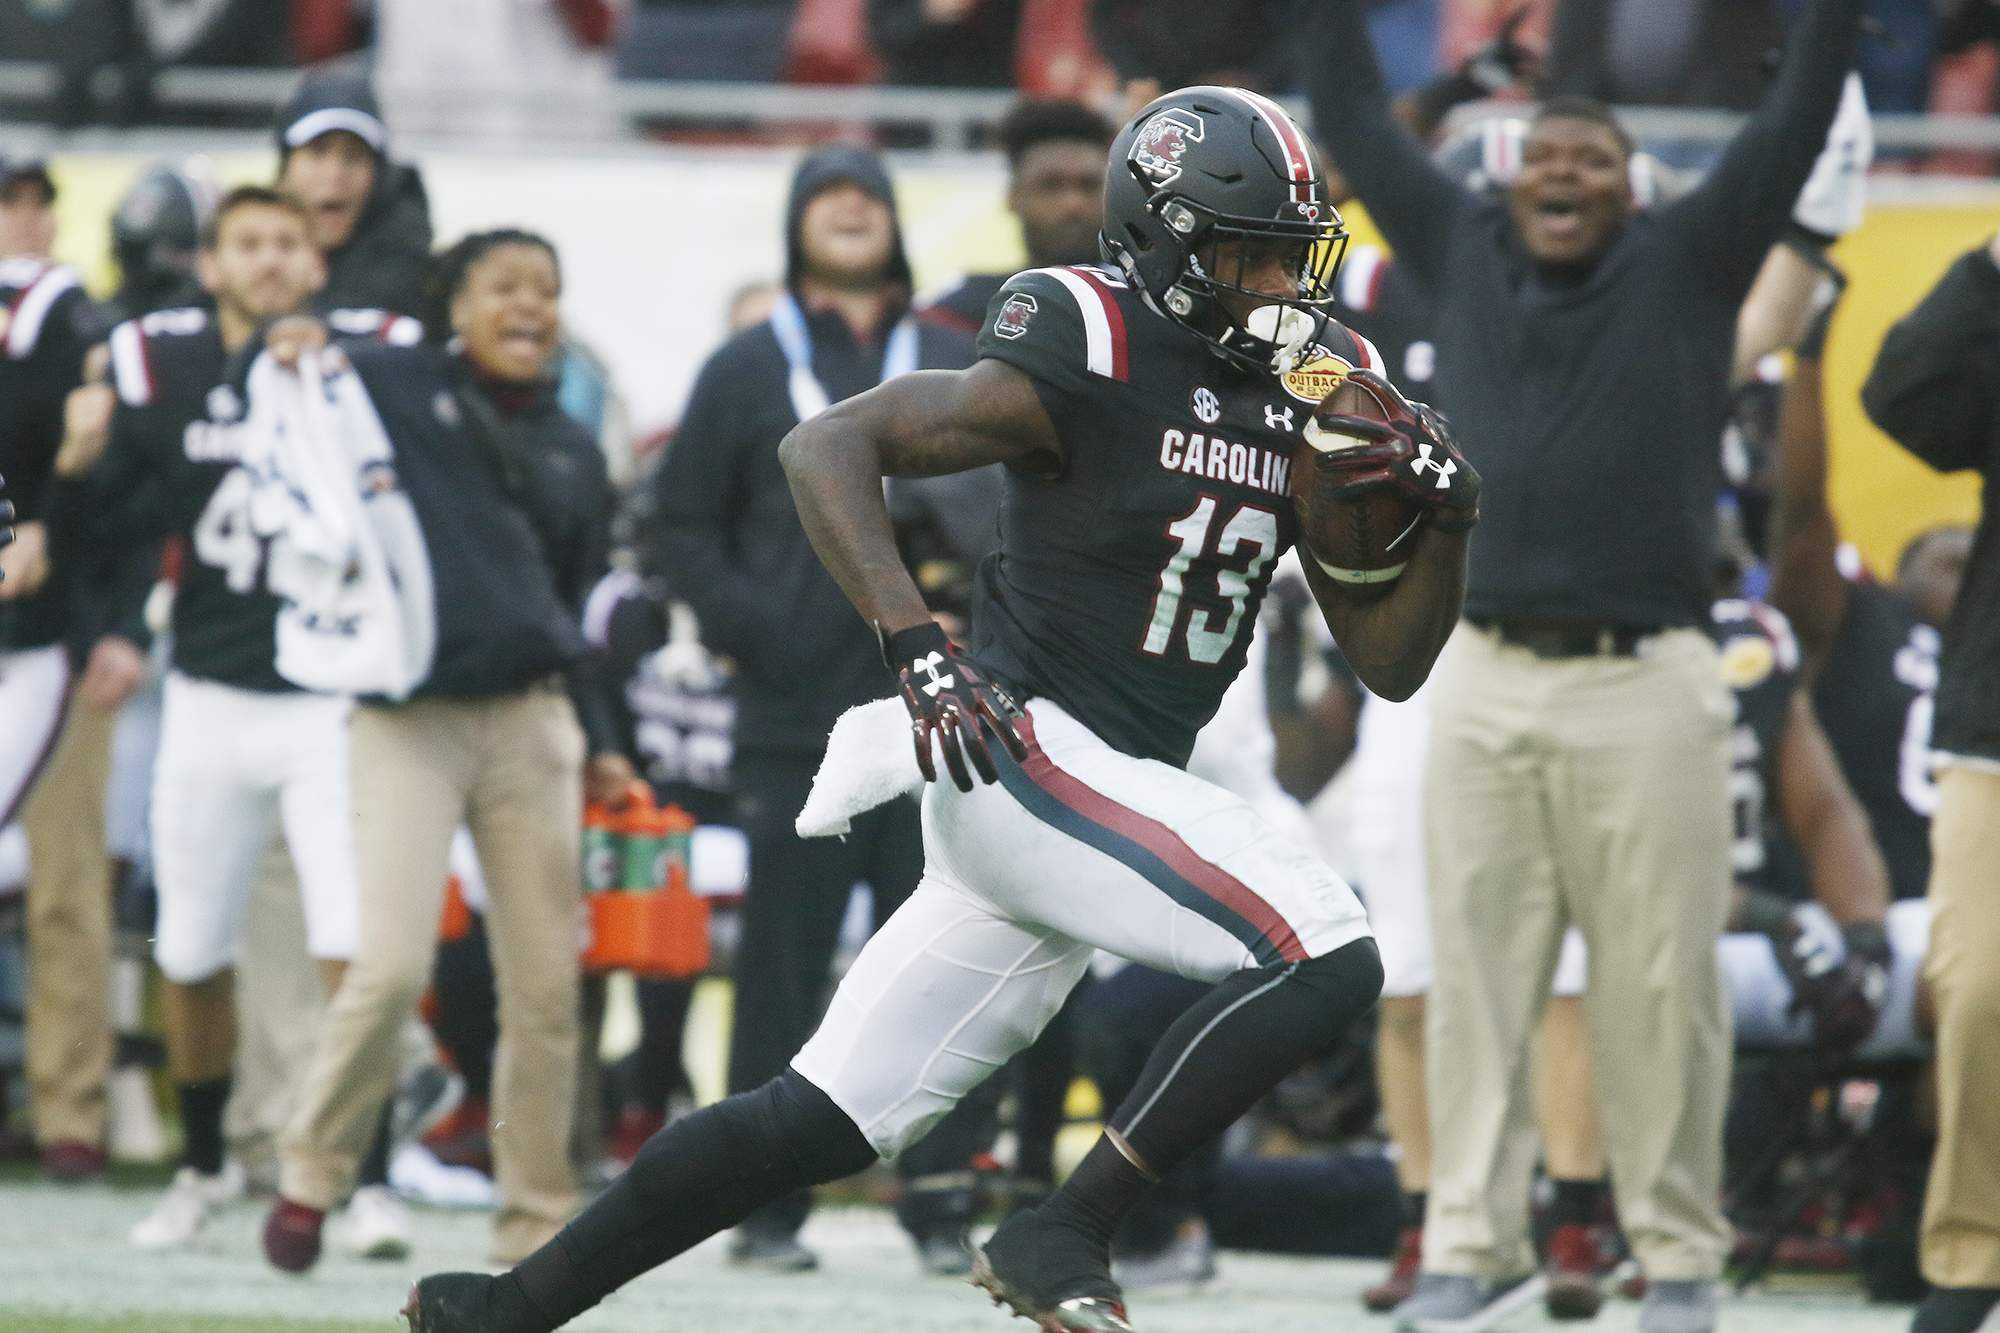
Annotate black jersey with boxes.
[1711,598,1805,897]
[1812,580,1936,901]
[970,263,1386,767]
[96,306,423,692]
[0,258,100,652]
[920,273,1007,339]
[586,570,738,825]
[1329,244,1437,393]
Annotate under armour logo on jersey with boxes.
[914,651,955,697]
[1191,387,1220,424]
[1264,404,1295,431]
[1411,442,1457,489]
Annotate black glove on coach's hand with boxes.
[1772,906,1888,1052]
[880,621,1027,792]
[1315,369,1482,533]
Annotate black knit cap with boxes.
[782,144,913,290]
[0,153,55,202]
[274,70,388,159]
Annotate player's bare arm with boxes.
[1774,691,1890,928]
[782,359,1055,787]
[1765,351,1849,677]
[1300,519,1466,702]
[779,357,1061,635]
[1290,371,1474,701]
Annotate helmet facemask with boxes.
[1118,168,1348,376]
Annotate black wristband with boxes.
[1842,920,1892,969]
[879,619,949,671]
[1737,888,1796,938]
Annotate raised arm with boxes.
[1303,0,1469,285]
[1666,0,1865,299]
[779,359,1061,637]
[1764,316,1850,675]
[1861,239,2000,475]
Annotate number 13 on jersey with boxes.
[1142,497,1278,665]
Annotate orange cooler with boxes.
[583,792,711,978]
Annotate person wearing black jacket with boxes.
[0,160,147,1184]
[260,230,630,1274]
[1861,235,2000,1333]
[647,146,976,1273]
[1306,2,1864,1328]
[274,71,434,319]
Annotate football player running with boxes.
[404,86,1478,1333]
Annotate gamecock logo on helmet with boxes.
[1132,109,1205,187]
[993,292,1037,340]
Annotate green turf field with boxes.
[0,1174,1911,1331]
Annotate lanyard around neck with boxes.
[769,291,919,423]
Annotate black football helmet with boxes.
[111,162,218,316]
[1101,86,1348,375]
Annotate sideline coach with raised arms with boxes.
[1307,1,1864,1328]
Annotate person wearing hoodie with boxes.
[643,146,978,1274]
[273,71,434,319]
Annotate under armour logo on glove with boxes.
[1313,369,1481,534]
[880,621,1027,791]
[1410,442,1457,489]
[914,650,954,697]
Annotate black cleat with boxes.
[972,1207,1135,1332]
[402,1272,540,1333]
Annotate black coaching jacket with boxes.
[341,339,620,751]
[1862,244,2000,768]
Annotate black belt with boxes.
[1470,616,1662,659]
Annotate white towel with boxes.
[244,348,436,699]
[795,697,925,838]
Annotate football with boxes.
[1291,375,1424,587]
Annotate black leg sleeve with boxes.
[1112,938,1383,1170]
[431,922,499,1102]
[509,1069,877,1329]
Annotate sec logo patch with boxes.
[1280,347,1355,404]
[1719,635,1775,689]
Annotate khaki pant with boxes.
[22,689,116,1147]
[224,839,327,1176]
[1921,763,2000,1288]
[282,688,584,1261]
[1423,623,1734,1281]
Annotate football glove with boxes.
[1314,369,1482,533]
[1771,905,1887,1052]
[880,621,1027,792]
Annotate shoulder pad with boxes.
[2,261,82,361]
[113,308,220,406]
[1338,245,1392,315]
[1319,317,1385,377]
[978,265,1131,391]
[108,318,155,406]
[327,307,425,346]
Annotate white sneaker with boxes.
[129,1162,245,1250]
[341,1184,414,1260]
